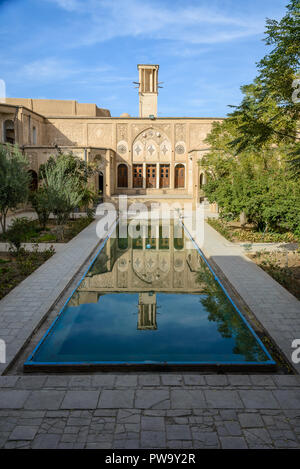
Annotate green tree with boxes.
[0,144,30,233]
[43,157,83,233]
[200,1,300,237]
[39,151,97,217]
[229,0,300,152]
[39,151,94,186]
[29,188,52,230]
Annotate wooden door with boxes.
[118,164,128,188]
[175,164,185,188]
[159,164,170,188]
[133,164,143,188]
[146,164,156,188]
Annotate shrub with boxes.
[29,188,51,229]
[42,159,83,239]
[0,144,30,233]
[4,217,36,252]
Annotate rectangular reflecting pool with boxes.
[24,220,276,371]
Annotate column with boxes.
[143,162,146,189]
[156,163,160,189]
[105,149,111,197]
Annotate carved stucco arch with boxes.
[132,127,172,162]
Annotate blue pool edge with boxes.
[24,216,277,370]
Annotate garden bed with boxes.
[247,250,300,301]
[0,216,94,244]
[207,218,298,244]
[0,247,55,301]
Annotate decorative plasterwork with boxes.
[132,127,171,161]
[117,124,128,142]
[117,140,128,156]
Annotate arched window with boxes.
[98,171,104,194]
[32,126,37,145]
[28,170,38,191]
[175,164,185,188]
[117,164,128,188]
[4,120,15,144]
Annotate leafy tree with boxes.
[5,217,33,253]
[43,157,83,236]
[229,1,300,152]
[39,151,94,186]
[29,188,52,230]
[200,1,300,237]
[39,151,97,218]
[0,144,30,233]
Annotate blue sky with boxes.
[0,0,288,117]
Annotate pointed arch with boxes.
[117,163,128,188]
[175,164,185,188]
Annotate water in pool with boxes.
[25,220,274,366]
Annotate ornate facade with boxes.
[0,65,223,208]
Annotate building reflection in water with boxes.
[60,221,270,363]
[138,292,157,330]
[69,221,202,332]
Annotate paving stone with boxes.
[224,421,242,436]
[167,440,194,449]
[141,416,165,431]
[249,375,274,386]
[166,424,191,440]
[171,390,205,409]
[0,390,30,409]
[93,409,117,417]
[69,376,92,388]
[17,376,47,389]
[114,439,139,449]
[161,375,182,386]
[117,410,140,424]
[9,426,38,441]
[45,376,70,387]
[273,376,300,387]
[219,410,237,420]
[243,428,273,448]
[205,390,243,409]
[61,391,99,409]
[206,375,228,386]
[183,375,206,386]
[24,391,65,410]
[98,390,134,409]
[228,375,251,386]
[138,375,160,386]
[238,413,264,428]
[141,431,166,448]
[273,390,300,409]
[115,375,138,387]
[92,375,116,387]
[135,390,170,409]
[239,390,280,409]
[193,431,219,447]
[0,376,19,388]
[220,436,248,449]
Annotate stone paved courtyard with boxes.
[1,373,300,449]
[0,216,299,449]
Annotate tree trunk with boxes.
[0,211,7,234]
[239,211,247,227]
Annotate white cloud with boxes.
[46,0,265,47]
[21,57,126,83]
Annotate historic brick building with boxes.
[0,65,223,208]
